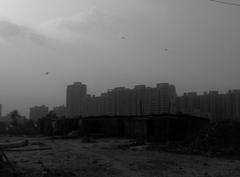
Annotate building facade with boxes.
[0,104,2,119]
[177,90,240,121]
[62,82,240,120]
[66,82,87,117]
[65,82,177,117]
[53,105,66,118]
[29,105,49,121]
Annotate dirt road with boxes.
[2,138,240,177]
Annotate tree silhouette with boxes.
[10,110,21,134]
[8,110,38,135]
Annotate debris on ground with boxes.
[0,137,240,177]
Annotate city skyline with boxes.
[1,81,240,117]
[1,82,240,118]
[25,82,240,121]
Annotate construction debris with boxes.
[0,139,52,176]
[5,147,52,152]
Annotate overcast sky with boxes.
[0,0,240,116]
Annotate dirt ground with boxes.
[1,137,240,177]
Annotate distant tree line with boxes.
[0,110,39,136]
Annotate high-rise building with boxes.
[208,91,219,120]
[0,104,2,118]
[199,92,210,118]
[134,85,146,116]
[226,90,240,120]
[105,90,116,116]
[53,105,66,118]
[74,83,177,117]
[66,82,87,117]
[176,90,240,120]
[156,83,177,114]
[178,92,200,115]
[29,105,49,121]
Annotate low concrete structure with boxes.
[39,114,209,142]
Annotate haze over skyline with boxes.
[0,0,240,116]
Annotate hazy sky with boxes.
[0,0,240,116]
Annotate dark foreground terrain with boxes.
[1,137,240,177]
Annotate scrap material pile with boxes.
[0,140,29,176]
[0,140,29,163]
[0,139,52,176]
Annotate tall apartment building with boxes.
[53,105,66,118]
[134,85,147,116]
[208,91,219,120]
[226,90,240,120]
[29,105,49,121]
[156,83,177,114]
[178,92,200,115]
[115,87,133,116]
[177,89,240,120]
[0,104,2,118]
[63,82,240,120]
[66,82,87,117]
[81,95,96,117]
[64,82,177,117]
[103,87,129,116]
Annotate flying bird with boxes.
[121,36,126,39]
[45,72,49,75]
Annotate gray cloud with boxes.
[0,20,47,45]
[0,20,26,37]
[40,8,127,44]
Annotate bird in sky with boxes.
[121,36,126,39]
[45,72,49,75]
